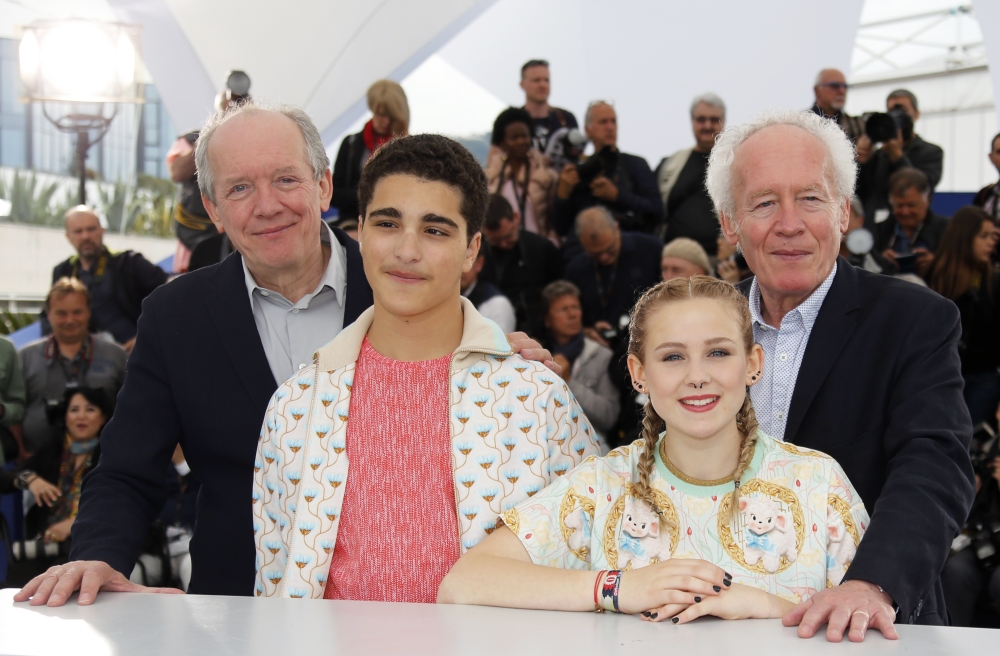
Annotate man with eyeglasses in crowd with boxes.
[810,68,864,144]
[654,93,727,255]
[519,59,579,153]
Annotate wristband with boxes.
[598,570,623,613]
[593,570,607,612]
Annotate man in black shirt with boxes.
[564,206,662,347]
[481,195,563,337]
[655,93,726,254]
[520,59,579,153]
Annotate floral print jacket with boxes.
[252,298,602,598]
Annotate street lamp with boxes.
[18,20,143,204]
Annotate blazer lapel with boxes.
[783,259,861,443]
[331,225,374,325]
[206,253,277,407]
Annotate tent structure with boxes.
[3,0,998,185]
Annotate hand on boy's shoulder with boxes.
[506,332,562,377]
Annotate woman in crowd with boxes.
[439,277,869,624]
[927,206,1000,427]
[542,281,619,445]
[486,107,558,243]
[2,386,109,570]
[330,80,409,221]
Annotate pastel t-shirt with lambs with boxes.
[501,431,868,602]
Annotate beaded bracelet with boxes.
[597,570,623,613]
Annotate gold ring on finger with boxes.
[852,610,870,620]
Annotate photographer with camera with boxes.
[169,70,252,272]
[552,101,661,239]
[564,206,661,349]
[19,279,126,456]
[941,432,1000,627]
[810,68,865,143]
[856,90,943,228]
[874,168,949,278]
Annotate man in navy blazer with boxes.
[709,110,973,641]
[16,102,552,607]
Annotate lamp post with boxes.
[18,21,143,205]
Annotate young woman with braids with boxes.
[439,277,869,624]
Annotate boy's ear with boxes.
[462,232,482,273]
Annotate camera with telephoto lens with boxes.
[576,146,619,186]
[864,105,913,144]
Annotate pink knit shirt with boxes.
[324,337,461,602]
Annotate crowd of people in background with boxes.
[1,57,1000,632]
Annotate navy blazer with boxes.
[739,259,975,625]
[72,228,373,596]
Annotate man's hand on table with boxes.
[506,332,562,377]
[783,579,898,642]
[14,561,184,607]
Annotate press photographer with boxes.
[941,432,1000,627]
[874,168,948,277]
[551,101,661,237]
[856,89,943,228]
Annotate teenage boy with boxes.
[252,135,602,601]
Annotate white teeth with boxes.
[681,398,718,407]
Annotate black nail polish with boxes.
[723,579,732,587]
[642,612,650,617]
[694,596,702,603]
[713,585,721,592]
[650,612,658,619]
[671,617,679,624]
[724,571,733,580]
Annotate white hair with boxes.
[584,101,614,127]
[705,109,857,226]
[690,92,726,120]
[195,99,330,204]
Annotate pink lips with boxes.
[386,270,424,284]
[678,394,720,413]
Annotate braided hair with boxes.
[627,276,760,521]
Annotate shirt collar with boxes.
[243,220,347,306]
[749,261,837,331]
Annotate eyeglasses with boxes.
[819,82,849,91]
[694,116,723,124]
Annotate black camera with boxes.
[971,520,1000,570]
[576,147,618,186]
[864,105,913,143]
[601,314,631,347]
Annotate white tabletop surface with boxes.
[1,588,998,655]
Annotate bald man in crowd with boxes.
[564,206,662,347]
[810,68,864,144]
[47,207,168,354]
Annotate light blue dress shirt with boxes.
[243,221,347,384]
[748,262,837,441]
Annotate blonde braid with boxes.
[633,400,663,515]
[725,392,760,523]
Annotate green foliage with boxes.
[0,169,176,238]
[0,170,72,227]
[0,310,35,336]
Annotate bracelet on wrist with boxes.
[593,570,607,612]
[598,570,623,613]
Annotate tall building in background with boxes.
[0,37,175,183]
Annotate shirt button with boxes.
[778,354,788,362]
[298,363,306,370]
[292,308,299,314]
[776,412,786,421]
[260,290,269,297]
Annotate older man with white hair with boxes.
[707,110,974,641]
[16,100,555,608]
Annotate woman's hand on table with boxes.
[13,560,184,607]
[617,558,729,617]
[651,583,793,624]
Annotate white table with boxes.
[1,588,997,655]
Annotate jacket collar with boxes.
[315,297,513,372]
